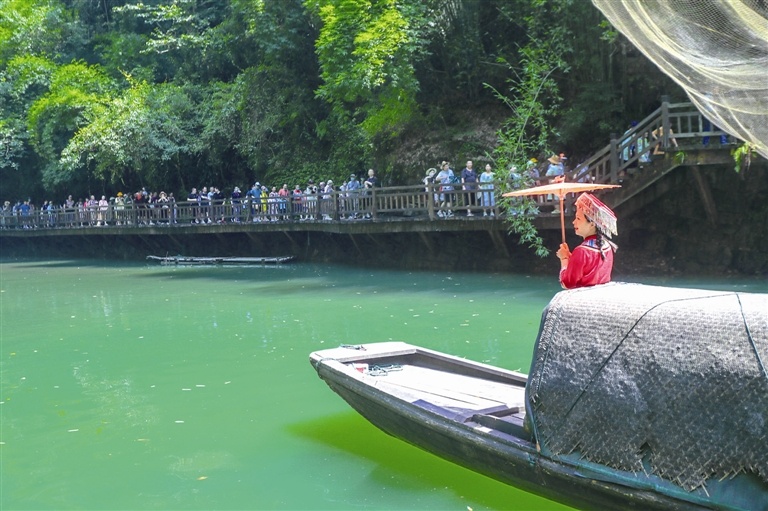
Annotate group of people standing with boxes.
[2,194,122,228]
[2,169,384,229]
[420,154,618,290]
[422,153,572,219]
[423,160,497,218]
[187,169,382,224]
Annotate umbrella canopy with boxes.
[503,181,620,243]
[502,181,620,199]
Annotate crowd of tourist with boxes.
[423,154,591,217]
[0,169,391,229]
[422,160,503,218]
[2,154,599,229]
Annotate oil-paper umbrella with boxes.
[502,180,621,243]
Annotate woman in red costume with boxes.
[556,193,618,289]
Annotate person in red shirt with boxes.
[556,193,618,289]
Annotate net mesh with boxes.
[527,283,768,491]
[592,0,768,159]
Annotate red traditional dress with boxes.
[559,235,613,289]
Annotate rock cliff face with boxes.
[1,163,766,277]
[618,161,767,276]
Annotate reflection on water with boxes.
[1,259,763,510]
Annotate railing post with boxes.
[609,133,620,183]
[661,96,671,150]
[370,188,378,220]
[427,183,436,220]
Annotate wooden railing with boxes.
[575,100,731,186]
[0,184,511,231]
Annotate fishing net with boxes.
[592,0,768,160]
[526,283,768,491]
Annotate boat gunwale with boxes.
[311,342,741,511]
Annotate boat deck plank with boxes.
[361,363,525,412]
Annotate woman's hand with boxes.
[556,243,571,268]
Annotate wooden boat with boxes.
[310,283,768,511]
[146,255,294,265]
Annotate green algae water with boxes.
[1,260,763,511]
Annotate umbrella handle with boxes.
[560,196,566,244]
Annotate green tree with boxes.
[0,0,66,65]
[490,0,573,258]
[26,60,115,191]
[0,0,97,197]
[0,118,26,171]
[306,0,430,145]
[111,0,230,83]
[61,77,200,192]
[1,54,56,167]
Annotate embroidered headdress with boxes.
[576,193,617,238]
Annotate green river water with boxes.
[1,259,764,510]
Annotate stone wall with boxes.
[620,160,767,276]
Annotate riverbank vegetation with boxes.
[1,0,685,201]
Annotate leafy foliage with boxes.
[0,0,66,65]
[505,197,550,258]
[0,117,27,170]
[731,142,757,173]
[61,77,198,191]
[2,54,56,104]
[26,61,115,190]
[0,55,56,175]
[307,0,429,142]
[0,0,691,254]
[112,0,215,55]
[489,1,574,257]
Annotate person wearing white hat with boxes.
[545,155,566,212]
[556,193,618,289]
[423,168,438,211]
[321,180,334,220]
[362,169,378,219]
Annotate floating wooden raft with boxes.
[147,255,294,265]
